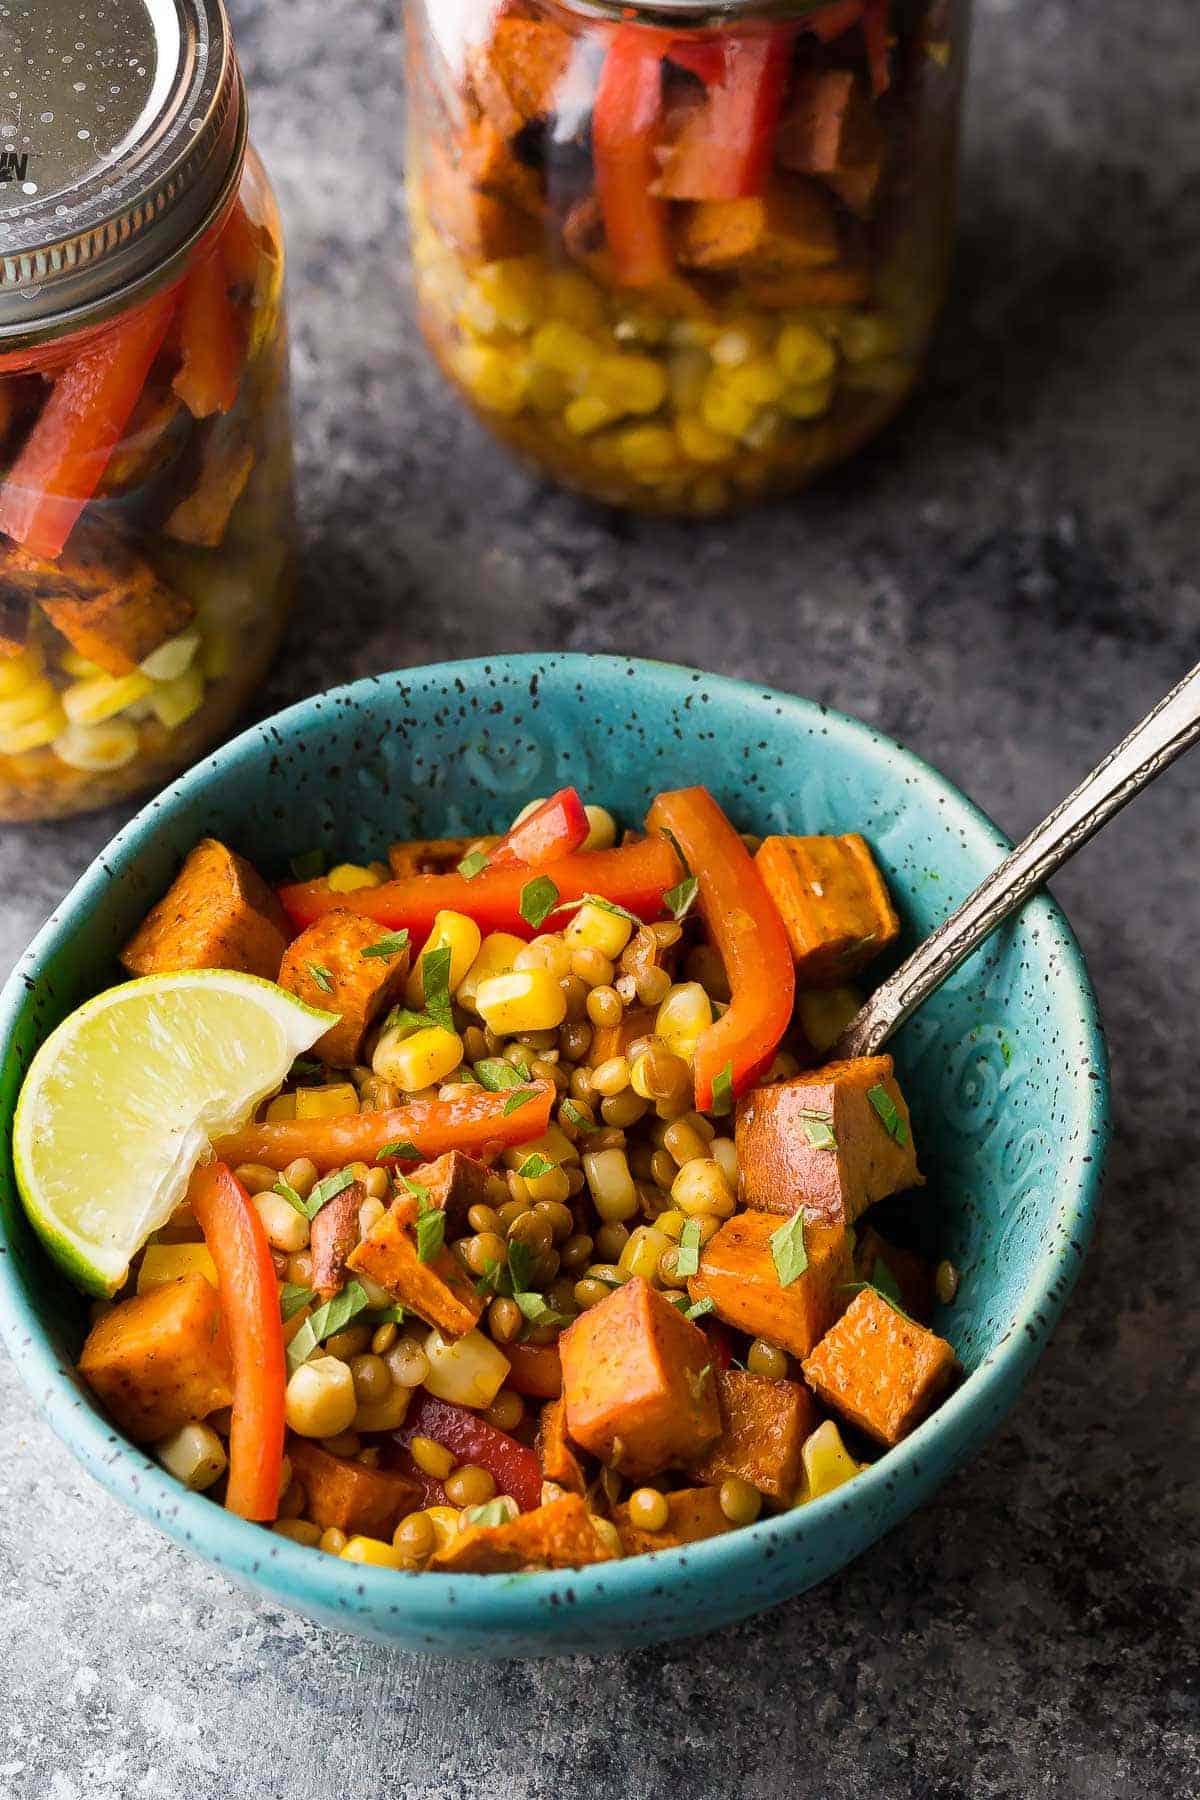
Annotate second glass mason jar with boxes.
[0,0,294,820]
[407,0,968,515]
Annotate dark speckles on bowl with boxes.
[0,654,1108,1658]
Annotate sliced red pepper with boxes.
[173,243,241,418]
[704,1318,737,1371]
[394,1392,543,1512]
[0,288,176,559]
[212,1083,553,1175]
[806,0,867,41]
[219,197,267,292]
[382,1444,447,1509]
[502,1341,562,1399]
[861,0,892,96]
[593,26,675,288]
[645,787,795,1112]
[278,834,682,938]
[664,39,727,84]
[488,786,589,870]
[188,1162,285,1522]
[656,33,794,201]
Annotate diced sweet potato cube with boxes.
[404,1151,505,1238]
[744,261,873,308]
[776,70,885,215]
[287,1438,420,1537]
[736,1056,922,1228]
[98,383,186,496]
[78,1274,232,1443]
[466,118,545,217]
[7,523,194,676]
[428,1493,613,1573]
[558,1277,720,1480]
[309,1179,365,1303]
[854,1225,935,1326]
[277,909,411,1067]
[687,1212,853,1361]
[121,837,289,981]
[586,1004,658,1069]
[423,138,542,265]
[387,835,501,878]
[613,1485,733,1555]
[165,428,255,547]
[347,1193,484,1337]
[755,833,899,984]
[689,1369,817,1504]
[537,1396,586,1494]
[801,1288,959,1447]
[469,17,574,132]
[676,179,840,275]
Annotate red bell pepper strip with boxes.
[703,1318,737,1371]
[394,1392,543,1512]
[0,287,176,559]
[656,33,794,201]
[188,1162,285,1522]
[278,834,683,939]
[645,787,795,1112]
[592,26,675,288]
[488,786,589,870]
[861,0,892,95]
[212,1083,554,1175]
[502,1342,563,1399]
[664,39,727,83]
[382,1445,447,1509]
[173,244,241,418]
[219,197,267,292]
[806,0,867,41]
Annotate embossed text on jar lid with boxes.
[0,0,245,344]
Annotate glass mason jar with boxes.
[406,0,968,515]
[0,0,295,820]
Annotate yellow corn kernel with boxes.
[618,1225,673,1284]
[530,319,600,381]
[273,1518,321,1546]
[676,414,736,465]
[545,266,607,331]
[563,899,633,960]
[453,343,528,415]
[0,645,43,696]
[473,256,545,333]
[525,362,571,415]
[726,356,786,407]
[140,630,201,682]
[294,1082,359,1119]
[776,320,837,386]
[795,1420,864,1504]
[701,374,757,439]
[500,1124,576,1171]
[265,1092,297,1122]
[582,805,617,851]
[62,670,154,726]
[420,1505,463,1551]
[653,1208,686,1242]
[796,986,862,1055]
[617,424,678,480]
[200,629,230,679]
[57,649,104,680]
[782,380,835,420]
[151,664,205,731]
[838,312,901,364]
[0,697,67,754]
[137,1243,218,1294]
[340,1534,407,1569]
[405,909,483,1007]
[327,862,383,893]
[458,930,526,1011]
[588,353,668,416]
[564,395,620,437]
[0,676,60,733]
[655,981,714,1063]
[374,1025,463,1092]
[583,1147,639,1222]
[51,718,138,771]
[423,1325,510,1408]
[474,968,567,1035]
[667,348,710,410]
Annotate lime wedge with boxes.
[13,970,337,1297]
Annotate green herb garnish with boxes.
[797,1109,837,1150]
[304,1167,357,1220]
[380,1006,432,1040]
[415,1207,445,1263]
[519,874,560,930]
[360,929,410,961]
[551,892,641,927]
[288,1057,326,1087]
[460,1498,513,1530]
[458,850,490,880]
[502,1088,537,1116]
[289,848,326,882]
[280,1283,311,1322]
[514,1290,571,1328]
[307,962,335,995]
[710,1061,735,1117]
[517,1153,554,1180]
[473,1057,528,1091]
[868,1084,908,1145]
[870,1256,905,1312]
[420,945,454,1034]
[286,1280,371,1372]
[363,1303,406,1326]
[560,1099,599,1134]
[273,1177,307,1217]
[663,875,699,921]
[676,1217,703,1279]
[658,825,692,879]
[770,1212,808,1287]
[685,1296,715,1321]
[375,1139,420,1162]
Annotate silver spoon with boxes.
[830,660,1200,1061]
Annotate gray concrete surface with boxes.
[1,0,1198,1794]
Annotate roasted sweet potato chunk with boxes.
[277,909,411,1067]
[288,1438,420,1537]
[801,1288,959,1447]
[78,1274,232,1443]
[754,833,899,984]
[744,261,873,309]
[676,179,840,275]
[687,1212,853,1361]
[402,1150,504,1238]
[387,835,500,879]
[428,1493,614,1573]
[736,1056,921,1228]
[468,17,574,132]
[689,1369,817,1504]
[6,523,194,676]
[121,838,289,981]
[165,428,255,547]
[558,1277,720,1479]
[347,1192,484,1337]
[309,1179,365,1303]
[613,1485,733,1555]
[776,71,885,215]
[537,1396,586,1494]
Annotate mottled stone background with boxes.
[0,0,1197,1795]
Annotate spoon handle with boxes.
[830,660,1200,1061]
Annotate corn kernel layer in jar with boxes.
[0,153,294,821]
[406,0,968,515]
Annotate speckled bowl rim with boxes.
[0,654,1109,1644]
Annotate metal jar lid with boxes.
[0,0,246,345]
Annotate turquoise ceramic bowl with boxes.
[0,654,1108,1657]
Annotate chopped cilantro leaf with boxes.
[458,850,490,880]
[560,1099,598,1134]
[519,874,560,930]
[273,1177,307,1217]
[685,1296,715,1321]
[770,1212,808,1287]
[513,1290,571,1327]
[502,1088,536,1116]
[307,962,334,995]
[797,1109,837,1150]
[710,1061,735,1117]
[676,1217,703,1279]
[473,1058,527,1091]
[360,929,410,961]
[663,875,699,921]
[420,945,454,1033]
[518,1153,554,1180]
[280,1283,311,1322]
[551,892,640,927]
[305,1167,356,1220]
[380,1006,432,1040]
[375,1139,420,1162]
[867,1084,908,1145]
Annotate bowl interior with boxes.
[0,655,1108,1654]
